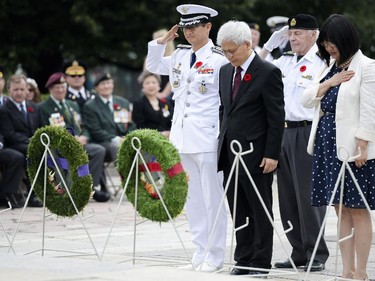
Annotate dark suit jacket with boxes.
[218,54,285,174]
[0,100,44,154]
[82,95,136,145]
[38,97,90,139]
[132,96,173,131]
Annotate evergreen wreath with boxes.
[117,129,188,222]
[27,126,93,217]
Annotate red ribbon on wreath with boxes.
[139,162,183,178]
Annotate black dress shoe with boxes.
[93,190,110,202]
[230,268,250,275]
[28,196,43,207]
[274,259,305,268]
[249,271,268,278]
[304,260,325,272]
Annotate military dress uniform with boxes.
[66,87,94,109]
[274,44,330,266]
[147,38,228,268]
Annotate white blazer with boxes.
[301,50,375,161]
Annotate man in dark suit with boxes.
[0,131,24,208]
[216,20,285,275]
[0,74,44,207]
[83,73,136,162]
[38,72,109,202]
[0,65,8,106]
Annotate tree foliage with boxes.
[0,0,374,89]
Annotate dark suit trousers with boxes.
[224,165,274,269]
[0,148,24,194]
[276,126,329,263]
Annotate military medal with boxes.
[173,79,180,88]
[172,62,182,88]
[199,80,207,93]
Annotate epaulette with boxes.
[211,46,224,56]
[316,51,324,60]
[177,44,192,49]
[282,51,294,56]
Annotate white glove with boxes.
[263,26,289,52]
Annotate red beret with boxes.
[45,72,66,88]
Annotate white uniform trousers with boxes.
[181,152,227,267]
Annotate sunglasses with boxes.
[68,74,84,78]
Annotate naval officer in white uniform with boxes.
[146,4,228,272]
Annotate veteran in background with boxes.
[82,73,136,162]
[38,72,109,202]
[146,4,228,272]
[64,60,94,109]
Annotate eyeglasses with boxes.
[321,41,336,49]
[222,44,242,58]
[68,74,84,78]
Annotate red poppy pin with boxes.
[27,106,34,113]
[300,65,307,72]
[244,74,252,82]
[160,98,166,103]
[113,103,120,110]
[194,61,203,69]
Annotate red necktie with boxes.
[232,66,242,100]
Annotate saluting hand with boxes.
[157,25,179,45]
[260,158,278,174]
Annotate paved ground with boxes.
[0,165,374,281]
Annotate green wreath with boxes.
[117,129,188,222]
[27,126,93,217]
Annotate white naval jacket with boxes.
[146,39,228,153]
[301,50,375,161]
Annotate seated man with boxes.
[0,131,24,208]
[83,73,136,162]
[39,72,110,202]
[0,74,44,207]
[64,60,95,109]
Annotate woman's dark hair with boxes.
[137,71,161,85]
[317,14,360,66]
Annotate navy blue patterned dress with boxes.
[311,64,375,210]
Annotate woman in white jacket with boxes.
[301,14,375,281]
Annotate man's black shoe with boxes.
[274,259,305,268]
[304,260,325,272]
[28,196,43,207]
[93,190,110,202]
[249,271,268,278]
[230,268,250,275]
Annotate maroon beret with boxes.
[45,72,66,88]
